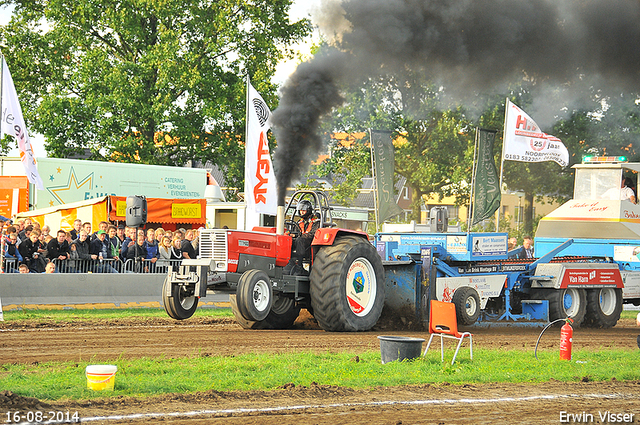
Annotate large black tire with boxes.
[162,275,198,320]
[236,270,273,322]
[230,294,301,330]
[539,287,587,327]
[584,288,622,328]
[309,235,385,331]
[452,287,481,326]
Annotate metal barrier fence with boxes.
[2,258,183,274]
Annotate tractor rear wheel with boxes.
[584,288,622,328]
[230,293,301,329]
[310,235,385,331]
[236,270,273,321]
[162,275,198,320]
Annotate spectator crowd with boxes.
[1,217,202,273]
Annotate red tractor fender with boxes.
[311,228,370,246]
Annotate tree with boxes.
[395,108,473,221]
[314,133,371,207]
[0,0,310,193]
[315,68,474,221]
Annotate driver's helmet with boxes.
[296,199,313,219]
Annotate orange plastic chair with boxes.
[423,300,473,365]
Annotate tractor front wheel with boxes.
[236,270,273,322]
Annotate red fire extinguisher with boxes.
[560,318,574,360]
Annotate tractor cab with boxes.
[282,190,336,272]
[536,156,640,239]
[283,190,336,233]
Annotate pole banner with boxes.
[244,82,277,216]
[1,59,44,189]
[371,130,403,222]
[472,129,501,225]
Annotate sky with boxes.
[0,0,321,158]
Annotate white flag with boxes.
[244,81,277,218]
[503,99,569,167]
[1,59,44,189]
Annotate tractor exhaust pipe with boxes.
[276,205,285,235]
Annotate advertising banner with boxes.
[503,99,569,167]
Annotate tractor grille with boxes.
[198,229,228,271]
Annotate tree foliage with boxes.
[314,133,371,207]
[0,0,310,192]
[317,68,474,220]
[395,108,473,221]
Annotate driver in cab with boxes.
[602,177,637,204]
[284,200,320,275]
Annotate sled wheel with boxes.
[584,288,622,328]
[162,274,198,320]
[452,287,481,326]
[310,235,385,331]
[236,270,273,321]
[545,287,587,327]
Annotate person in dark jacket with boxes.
[180,229,196,259]
[18,230,47,273]
[4,232,23,262]
[144,228,158,259]
[69,219,83,241]
[70,230,92,272]
[126,233,148,272]
[143,228,158,272]
[47,230,71,272]
[517,235,535,259]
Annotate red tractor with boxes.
[163,190,386,331]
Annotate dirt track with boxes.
[2,312,640,424]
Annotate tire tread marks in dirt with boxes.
[309,235,385,332]
[230,294,301,330]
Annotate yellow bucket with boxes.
[86,365,117,391]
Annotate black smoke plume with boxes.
[271,49,347,205]
[272,0,640,199]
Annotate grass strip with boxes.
[2,308,637,322]
[1,349,638,401]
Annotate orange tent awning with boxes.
[0,176,29,217]
[109,197,206,226]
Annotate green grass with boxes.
[1,349,639,401]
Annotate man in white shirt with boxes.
[602,177,636,203]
